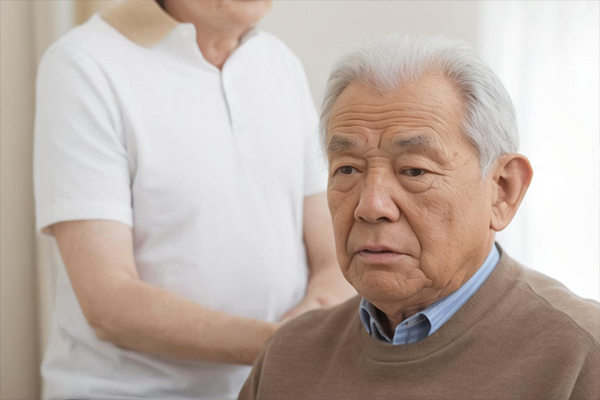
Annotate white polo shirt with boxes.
[34,1,327,398]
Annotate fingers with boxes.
[281,299,321,321]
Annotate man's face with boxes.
[326,75,496,314]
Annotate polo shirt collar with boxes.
[101,0,260,49]
[101,0,179,48]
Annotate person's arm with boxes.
[282,192,355,320]
[52,219,279,365]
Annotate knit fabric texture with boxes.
[239,251,600,400]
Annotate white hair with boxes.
[320,33,518,175]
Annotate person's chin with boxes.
[353,272,423,305]
[352,256,421,279]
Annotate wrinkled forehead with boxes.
[326,76,467,155]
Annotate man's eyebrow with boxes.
[391,135,431,149]
[390,134,447,161]
[326,134,365,154]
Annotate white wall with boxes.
[261,1,480,102]
[479,1,600,301]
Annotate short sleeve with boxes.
[294,60,328,197]
[34,48,132,235]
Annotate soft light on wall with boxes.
[479,0,600,301]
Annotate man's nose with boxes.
[354,174,401,223]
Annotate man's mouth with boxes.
[358,245,400,253]
[356,246,406,263]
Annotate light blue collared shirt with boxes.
[360,244,500,345]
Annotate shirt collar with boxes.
[101,0,179,48]
[360,243,501,344]
[101,0,259,48]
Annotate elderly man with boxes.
[239,34,600,400]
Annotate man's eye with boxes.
[336,166,356,175]
[403,168,426,177]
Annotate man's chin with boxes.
[351,263,426,299]
[356,281,423,307]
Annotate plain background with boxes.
[260,1,481,103]
[1,1,598,398]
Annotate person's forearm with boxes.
[303,193,354,292]
[91,278,278,365]
[53,220,277,365]
[305,261,355,304]
[280,193,355,319]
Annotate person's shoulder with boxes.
[42,14,123,68]
[511,261,600,346]
[253,30,304,67]
[268,295,362,350]
[254,31,294,55]
[279,295,363,335]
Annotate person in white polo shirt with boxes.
[33,0,354,398]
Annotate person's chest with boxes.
[103,43,309,212]
[256,322,584,400]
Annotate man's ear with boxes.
[490,153,533,232]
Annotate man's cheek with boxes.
[331,224,349,262]
[331,209,350,239]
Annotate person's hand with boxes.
[281,270,356,322]
[281,292,335,321]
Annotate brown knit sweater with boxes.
[239,252,600,400]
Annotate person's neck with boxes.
[164,6,251,70]
[194,24,251,70]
